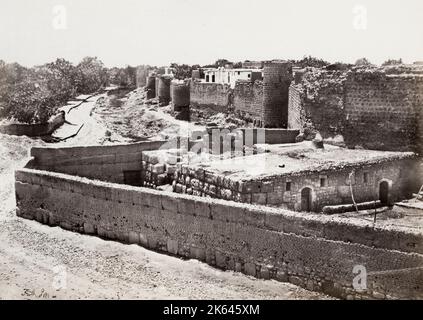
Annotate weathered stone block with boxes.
[194,200,211,218]
[244,263,257,276]
[177,198,195,215]
[260,267,270,280]
[215,251,227,268]
[190,246,206,261]
[128,231,139,244]
[167,239,179,255]
[252,192,267,205]
[83,222,96,234]
[139,233,148,246]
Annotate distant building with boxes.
[202,67,263,88]
[242,60,264,69]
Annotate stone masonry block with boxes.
[252,192,267,205]
[142,191,162,208]
[152,163,166,174]
[167,239,179,255]
[210,201,230,222]
[244,263,257,276]
[194,200,211,218]
[139,233,148,246]
[190,246,206,261]
[215,251,227,269]
[267,191,284,205]
[83,222,96,234]
[128,231,140,244]
[244,208,266,227]
[161,195,178,212]
[177,198,195,215]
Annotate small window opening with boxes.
[320,177,327,187]
[364,172,369,184]
[286,181,292,191]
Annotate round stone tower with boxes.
[158,76,172,105]
[146,76,156,99]
[262,61,293,128]
[155,77,160,98]
[171,81,190,121]
[171,81,190,111]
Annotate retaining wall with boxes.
[15,167,423,299]
[0,112,66,137]
[28,140,167,184]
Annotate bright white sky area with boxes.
[1,0,422,67]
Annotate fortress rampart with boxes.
[14,141,423,300]
[288,68,423,152]
[189,61,293,128]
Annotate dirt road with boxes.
[0,96,330,300]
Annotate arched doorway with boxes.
[301,188,312,212]
[379,181,390,205]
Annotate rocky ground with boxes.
[91,89,206,142]
[91,88,249,142]
[0,92,331,300]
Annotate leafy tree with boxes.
[3,77,58,123]
[170,63,196,80]
[37,58,78,105]
[382,58,403,66]
[0,57,111,124]
[295,56,330,68]
[75,57,108,94]
[108,66,137,87]
[355,57,372,66]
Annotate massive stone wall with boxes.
[233,80,264,125]
[190,81,232,112]
[15,167,423,299]
[28,140,167,184]
[0,112,66,137]
[343,72,423,152]
[262,62,293,128]
[288,70,346,140]
[288,67,423,152]
[190,62,293,129]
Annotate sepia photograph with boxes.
[0,0,422,308]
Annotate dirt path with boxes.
[53,94,130,146]
[0,94,331,300]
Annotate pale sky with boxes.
[1,0,422,67]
